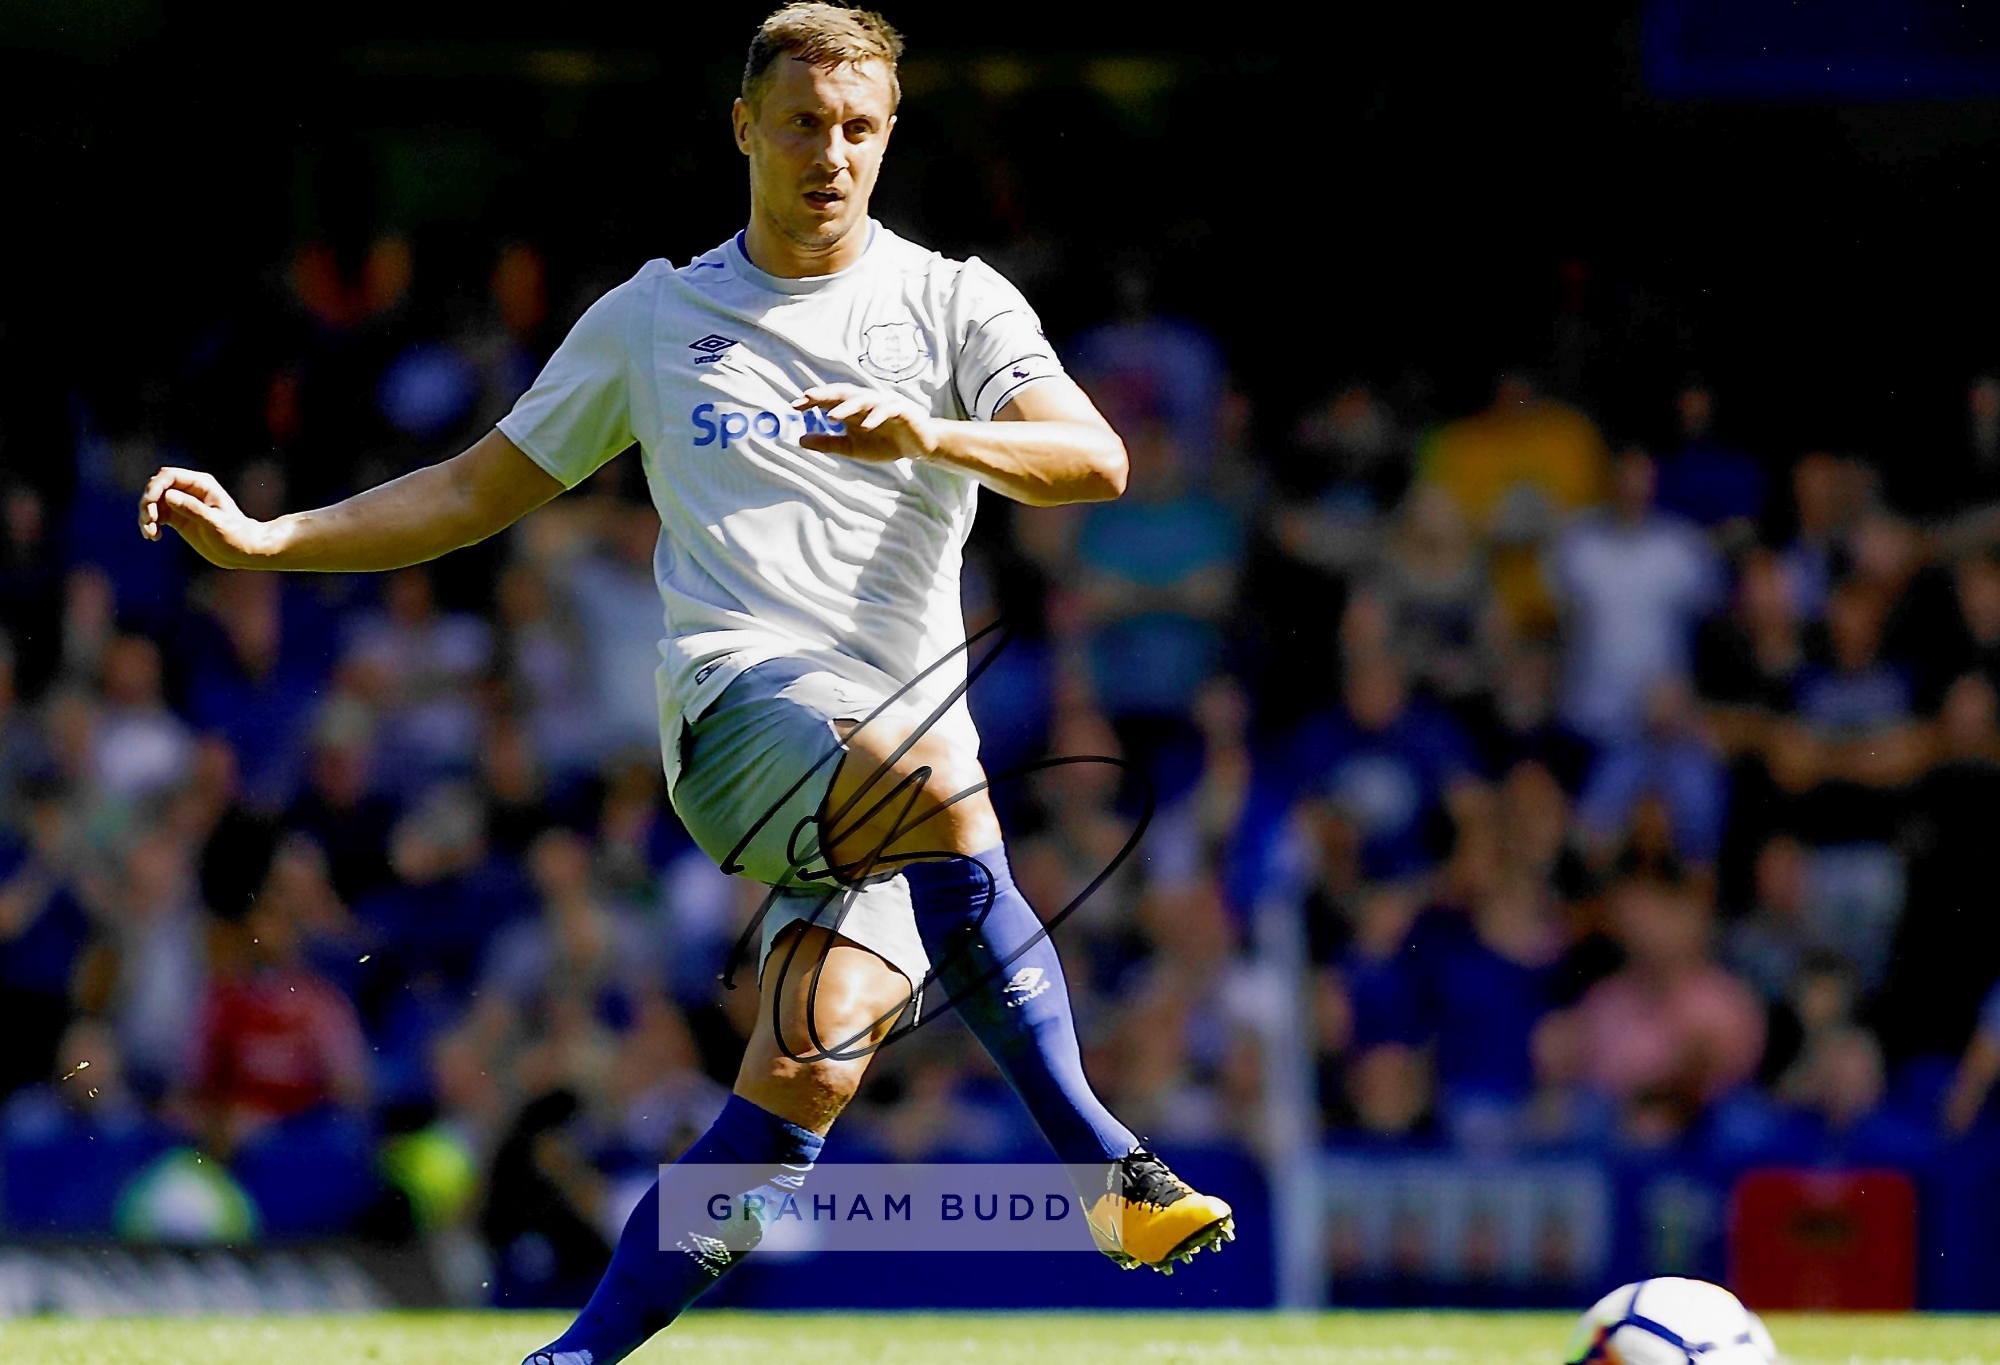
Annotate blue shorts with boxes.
[672,655,936,996]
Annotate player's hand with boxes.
[793,385,940,464]
[136,466,282,568]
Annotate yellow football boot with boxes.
[1086,1148,1236,1273]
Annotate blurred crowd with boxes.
[7,221,2000,1302]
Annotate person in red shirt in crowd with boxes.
[188,885,369,1155]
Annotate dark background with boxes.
[7,0,2000,498]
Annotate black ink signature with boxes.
[712,618,1153,1066]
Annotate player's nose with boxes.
[809,127,850,173]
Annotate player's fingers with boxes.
[828,397,869,421]
[798,433,848,454]
[795,385,857,409]
[156,468,225,508]
[858,406,897,431]
[161,487,224,528]
[138,468,182,526]
[183,470,230,507]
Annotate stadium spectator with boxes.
[1695,547,1806,742]
[1778,581,1922,989]
[1417,371,1609,536]
[1266,384,1405,593]
[1941,976,2000,1136]
[1934,552,2000,701]
[1725,834,1816,1006]
[1574,678,1727,869]
[479,827,665,1031]
[341,566,493,791]
[0,782,91,1095]
[494,560,599,782]
[79,825,208,1095]
[0,484,65,699]
[551,499,675,759]
[284,698,399,907]
[1290,652,1481,883]
[1339,1043,1439,1150]
[1418,370,1610,637]
[1074,416,1240,782]
[1534,874,1764,1143]
[65,425,189,640]
[1778,452,1870,622]
[1551,448,1724,743]
[358,783,527,995]
[1654,380,1766,548]
[0,1016,175,1236]
[1911,373,2000,529]
[1876,672,2000,1059]
[1416,871,1565,1147]
[1470,642,1595,794]
[1284,383,1412,519]
[1065,258,1226,461]
[92,634,195,804]
[180,571,337,812]
[1352,485,1498,708]
[461,243,553,433]
[354,784,532,1107]
[1110,877,1263,1145]
[0,638,38,820]
[186,888,370,1153]
[478,715,554,859]
[1793,581,1916,745]
[259,832,372,1003]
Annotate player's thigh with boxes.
[820,716,1000,874]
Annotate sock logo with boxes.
[1002,965,1050,1007]
[678,1232,735,1277]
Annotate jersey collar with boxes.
[726,220,881,295]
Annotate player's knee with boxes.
[764,924,912,1055]
[761,1053,862,1127]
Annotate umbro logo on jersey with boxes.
[1002,965,1051,1008]
[689,334,740,364]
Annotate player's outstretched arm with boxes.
[137,429,566,572]
[795,376,1127,507]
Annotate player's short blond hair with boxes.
[742,3,904,110]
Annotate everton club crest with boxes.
[858,320,931,382]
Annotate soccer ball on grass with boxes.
[1565,1277,1778,1364]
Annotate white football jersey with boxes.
[497,222,1064,792]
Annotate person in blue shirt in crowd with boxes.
[1291,652,1482,883]
[1654,380,1767,549]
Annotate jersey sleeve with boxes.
[497,269,647,487]
[948,257,1067,422]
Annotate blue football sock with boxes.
[529,1094,823,1365]
[902,844,1139,1172]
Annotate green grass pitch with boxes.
[3,1310,1999,1365]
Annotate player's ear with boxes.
[731,97,753,155]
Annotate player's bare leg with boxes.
[524,923,908,1365]
[818,716,1236,1272]
[735,921,915,1130]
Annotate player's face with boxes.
[734,58,896,255]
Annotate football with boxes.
[1565,1278,1780,1364]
